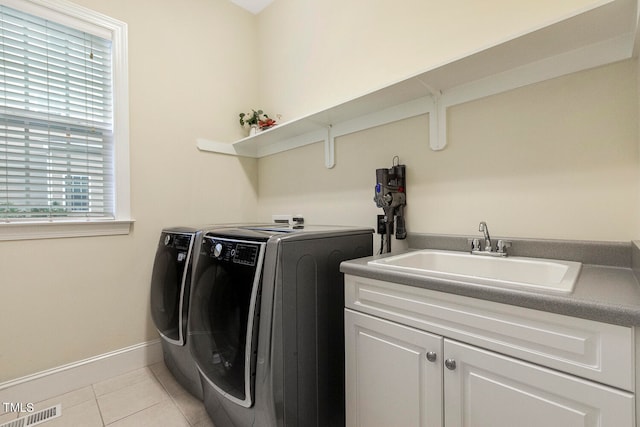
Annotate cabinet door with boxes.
[444,339,634,427]
[345,309,443,427]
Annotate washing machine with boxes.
[188,225,373,427]
[150,226,206,399]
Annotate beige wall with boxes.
[256,0,608,119]
[0,0,259,382]
[258,61,639,242]
[256,0,639,242]
[637,54,640,230]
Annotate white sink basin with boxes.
[368,250,582,293]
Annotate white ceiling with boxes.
[229,0,274,14]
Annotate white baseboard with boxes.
[0,339,162,403]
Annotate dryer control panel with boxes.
[202,236,261,266]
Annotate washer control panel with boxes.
[161,232,193,263]
[162,232,192,251]
[203,236,261,266]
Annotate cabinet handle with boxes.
[444,359,457,370]
[426,352,437,362]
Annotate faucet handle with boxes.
[468,238,481,252]
[496,239,512,254]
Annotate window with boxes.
[65,174,89,212]
[0,0,130,240]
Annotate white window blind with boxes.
[0,3,114,221]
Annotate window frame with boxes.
[0,0,132,241]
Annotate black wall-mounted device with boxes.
[374,157,407,253]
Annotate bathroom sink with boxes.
[368,250,582,293]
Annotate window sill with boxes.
[0,219,134,241]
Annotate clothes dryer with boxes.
[150,226,205,399]
[189,225,373,427]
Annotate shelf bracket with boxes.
[421,87,447,151]
[436,96,448,151]
[325,125,335,169]
[427,94,444,151]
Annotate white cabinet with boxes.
[445,339,634,427]
[344,276,636,426]
[345,310,443,427]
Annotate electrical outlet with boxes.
[377,215,393,235]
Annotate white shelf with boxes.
[198,0,639,167]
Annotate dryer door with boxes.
[190,236,265,408]
[150,232,194,345]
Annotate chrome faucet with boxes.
[470,221,511,257]
[479,221,491,252]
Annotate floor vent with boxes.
[0,405,62,427]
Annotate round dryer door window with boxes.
[150,232,194,344]
[190,236,265,408]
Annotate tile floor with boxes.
[0,363,214,427]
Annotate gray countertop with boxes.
[341,253,640,327]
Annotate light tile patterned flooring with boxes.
[0,363,214,427]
